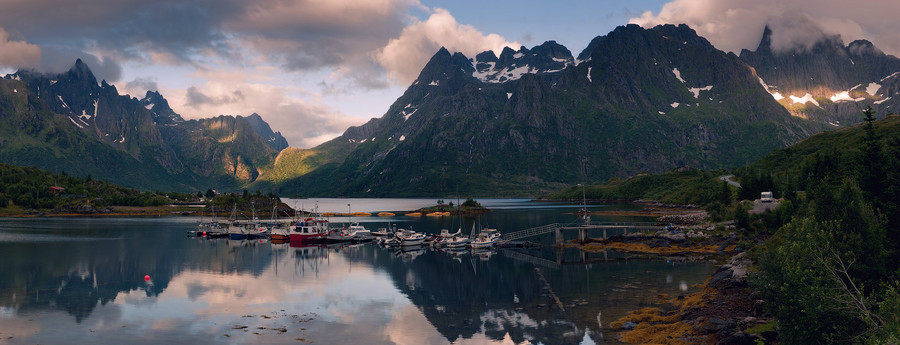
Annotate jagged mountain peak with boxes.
[578,24,711,62]
[242,113,289,151]
[468,40,574,84]
[65,58,99,87]
[848,39,884,57]
[140,90,184,125]
[740,25,900,126]
[411,46,472,87]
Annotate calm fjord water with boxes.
[0,199,714,344]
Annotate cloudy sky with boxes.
[1,0,898,148]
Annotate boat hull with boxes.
[289,233,326,243]
[401,238,425,246]
[270,234,290,241]
[470,241,495,249]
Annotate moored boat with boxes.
[396,229,426,246]
[289,217,329,243]
[470,228,501,249]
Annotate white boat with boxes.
[371,227,393,236]
[347,223,373,241]
[395,229,425,246]
[470,228,501,249]
[444,234,471,248]
[430,228,462,248]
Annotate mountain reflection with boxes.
[0,216,714,344]
[340,244,712,344]
[0,218,273,322]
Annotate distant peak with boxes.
[66,58,98,86]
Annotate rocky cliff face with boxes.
[242,113,289,151]
[277,24,824,197]
[740,27,900,125]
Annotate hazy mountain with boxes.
[740,26,900,126]
[0,61,282,191]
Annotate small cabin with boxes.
[760,191,773,203]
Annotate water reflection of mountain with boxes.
[338,245,580,343]
[0,219,273,322]
[340,244,713,344]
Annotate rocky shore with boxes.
[585,231,775,344]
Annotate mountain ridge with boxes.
[0,62,286,191]
[740,26,900,125]
[271,24,824,197]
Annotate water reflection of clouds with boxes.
[0,306,14,318]
[0,316,41,340]
[105,251,408,342]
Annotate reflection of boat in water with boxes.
[290,243,328,275]
[270,237,289,244]
[396,245,427,259]
[472,248,497,261]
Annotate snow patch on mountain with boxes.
[829,91,864,103]
[875,97,891,105]
[790,93,822,108]
[671,102,680,108]
[57,95,70,109]
[689,86,712,98]
[672,68,685,83]
[68,117,84,129]
[757,77,786,101]
[587,67,592,83]
[403,108,418,121]
[866,82,881,96]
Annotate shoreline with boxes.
[574,227,769,344]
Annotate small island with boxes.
[405,198,489,216]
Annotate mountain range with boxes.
[1,23,898,196]
[0,59,286,191]
[741,26,900,126]
[269,24,829,196]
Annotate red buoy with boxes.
[144,275,150,281]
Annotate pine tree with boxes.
[859,107,885,210]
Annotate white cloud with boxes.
[0,27,41,68]
[629,0,900,56]
[376,8,519,85]
[164,78,359,149]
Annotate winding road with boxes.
[719,175,741,188]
